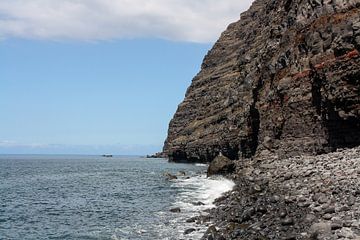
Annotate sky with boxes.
[0,0,253,155]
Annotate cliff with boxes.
[164,0,360,162]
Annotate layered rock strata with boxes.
[164,0,360,162]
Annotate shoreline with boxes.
[197,146,360,239]
[165,170,235,239]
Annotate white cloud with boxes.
[0,0,253,42]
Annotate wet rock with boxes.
[170,207,181,213]
[192,201,206,206]
[184,228,196,235]
[186,216,198,223]
[164,173,177,180]
[178,171,186,176]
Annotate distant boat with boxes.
[102,154,113,158]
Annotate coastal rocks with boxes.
[202,146,360,239]
[146,152,167,158]
[163,0,360,162]
[207,154,235,177]
[164,172,178,180]
[201,225,225,240]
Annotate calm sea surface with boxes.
[0,155,233,240]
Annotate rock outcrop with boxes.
[164,0,360,162]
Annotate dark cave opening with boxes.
[325,103,360,150]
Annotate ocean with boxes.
[0,155,234,240]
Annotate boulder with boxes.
[207,154,235,177]
[201,225,225,240]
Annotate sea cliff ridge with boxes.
[164,0,360,163]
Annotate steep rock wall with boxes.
[164,0,360,162]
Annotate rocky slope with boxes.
[164,0,360,162]
[200,146,360,240]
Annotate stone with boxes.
[252,184,262,193]
[164,173,177,180]
[281,217,294,226]
[256,205,267,214]
[322,214,332,220]
[279,210,287,218]
[324,206,336,214]
[170,207,181,213]
[331,221,342,230]
[317,195,329,204]
[207,154,235,177]
[309,222,332,239]
[186,216,198,223]
[192,201,206,206]
[201,225,225,240]
[283,235,296,240]
[336,228,355,238]
[338,205,350,212]
[270,195,280,203]
[184,228,196,235]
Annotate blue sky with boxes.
[0,0,253,155]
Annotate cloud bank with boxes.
[0,140,161,155]
[0,0,253,43]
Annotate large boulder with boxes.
[207,154,235,177]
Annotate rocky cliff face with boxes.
[164,0,360,162]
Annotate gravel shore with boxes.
[200,147,360,240]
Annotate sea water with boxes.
[0,155,234,240]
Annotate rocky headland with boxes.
[163,0,360,239]
[164,0,360,162]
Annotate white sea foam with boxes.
[175,175,235,209]
[168,174,235,238]
[195,163,208,167]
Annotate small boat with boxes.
[102,154,113,158]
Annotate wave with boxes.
[194,163,208,167]
[167,174,235,238]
